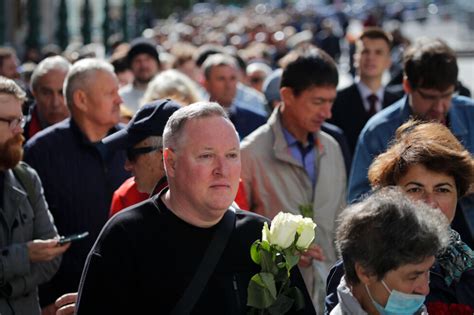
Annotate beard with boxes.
[0,134,24,170]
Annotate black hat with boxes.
[102,99,181,151]
[126,38,160,67]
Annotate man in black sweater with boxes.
[74,102,316,314]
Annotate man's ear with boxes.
[73,89,88,112]
[355,262,377,285]
[163,148,176,177]
[403,77,413,94]
[280,87,294,107]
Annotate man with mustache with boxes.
[0,77,69,315]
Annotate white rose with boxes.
[296,217,316,250]
[262,222,271,243]
[268,212,301,249]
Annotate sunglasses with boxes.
[126,146,161,162]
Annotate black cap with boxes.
[102,99,181,151]
[126,38,160,67]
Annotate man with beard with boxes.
[119,38,160,113]
[0,77,69,315]
[23,59,130,314]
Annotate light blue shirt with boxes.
[282,128,316,186]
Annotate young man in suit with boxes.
[328,27,403,153]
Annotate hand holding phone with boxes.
[58,232,89,245]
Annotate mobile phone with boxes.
[57,232,89,245]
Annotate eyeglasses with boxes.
[415,89,457,103]
[126,146,161,162]
[0,116,25,130]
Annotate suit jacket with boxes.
[328,83,403,154]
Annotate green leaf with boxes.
[247,274,277,309]
[261,240,271,252]
[268,293,294,315]
[261,250,278,274]
[286,287,305,311]
[259,272,277,299]
[250,241,261,264]
[285,254,300,272]
[298,204,313,219]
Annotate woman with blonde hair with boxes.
[141,69,203,106]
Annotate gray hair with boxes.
[202,53,238,80]
[141,69,202,106]
[30,56,71,92]
[162,101,229,150]
[0,76,26,101]
[143,135,162,149]
[336,187,450,285]
[64,58,115,109]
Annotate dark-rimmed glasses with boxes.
[0,116,25,130]
[126,146,161,162]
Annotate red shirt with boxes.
[109,177,249,217]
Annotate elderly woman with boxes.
[332,188,449,315]
[141,69,203,106]
[326,119,474,314]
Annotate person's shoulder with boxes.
[452,95,474,109]
[240,124,272,154]
[234,208,269,230]
[337,83,358,96]
[235,105,267,121]
[24,119,70,149]
[361,98,405,136]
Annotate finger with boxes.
[56,304,76,315]
[55,293,78,307]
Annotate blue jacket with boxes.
[23,118,130,306]
[349,95,474,203]
[348,95,474,242]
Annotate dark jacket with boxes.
[328,83,403,154]
[229,105,267,140]
[23,118,130,306]
[76,189,316,315]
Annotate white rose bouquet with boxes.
[247,212,317,315]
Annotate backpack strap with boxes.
[170,209,236,315]
[12,162,35,207]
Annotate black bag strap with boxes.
[170,208,237,315]
[12,162,35,207]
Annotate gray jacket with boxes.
[0,162,61,315]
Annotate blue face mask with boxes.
[365,280,425,315]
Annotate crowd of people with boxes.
[0,3,473,315]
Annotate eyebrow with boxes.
[404,181,454,187]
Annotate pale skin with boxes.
[398,164,458,223]
[354,37,392,92]
[351,256,434,314]
[162,115,241,228]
